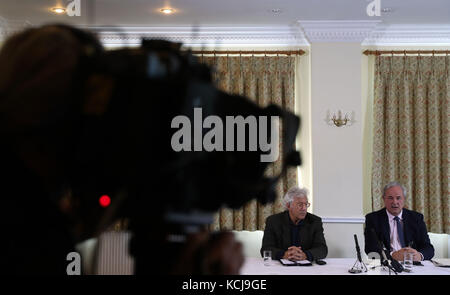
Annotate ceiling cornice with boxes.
[89,26,310,47]
[363,24,450,45]
[297,20,450,45]
[298,20,381,43]
[2,17,450,46]
[0,16,31,40]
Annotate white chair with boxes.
[232,230,264,258]
[428,232,449,259]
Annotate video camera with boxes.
[68,36,301,273]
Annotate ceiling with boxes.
[1,0,450,28]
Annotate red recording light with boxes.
[99,195,111,207]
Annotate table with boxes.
[240,257,450,275]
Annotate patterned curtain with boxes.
[372,54,450,234]
[200,55,298,231]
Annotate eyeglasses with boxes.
[295,202,310,208]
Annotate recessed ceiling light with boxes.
[160,8,174,14]
[51,7,66,14]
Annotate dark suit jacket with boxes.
[364,208,434,260]
[260,211,328,261]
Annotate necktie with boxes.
[394,216,406,248]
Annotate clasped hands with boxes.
[283,246,307,261]
[391,247,422,262]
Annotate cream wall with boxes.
[361,51,374,216]
[310,42,363,218]
[295,48,312,194]
[306,42,365,258]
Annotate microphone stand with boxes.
[349,259,368,273]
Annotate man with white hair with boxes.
[260,187,327,261]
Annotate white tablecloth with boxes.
[240,257,450,275]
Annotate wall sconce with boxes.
[326,110,355,127]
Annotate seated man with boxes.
[260,187,327,261]
[364,181,434,261]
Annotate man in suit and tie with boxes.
[261,187,327,261]
[364,181,434,261]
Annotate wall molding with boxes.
[322,217,366,224]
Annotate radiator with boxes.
[95,231,134,275]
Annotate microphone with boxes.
[370,228,403,274]
[353,234,362,263]
[348,234,367,273]
[387,250,404,273]
[370,228,388,264]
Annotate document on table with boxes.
[280,259,312,266]
[431,259,450,267]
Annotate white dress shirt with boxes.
[386,209,424,260]
[386,209,404,253]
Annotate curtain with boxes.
[372,54,450,234]
[200,55,298,231]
